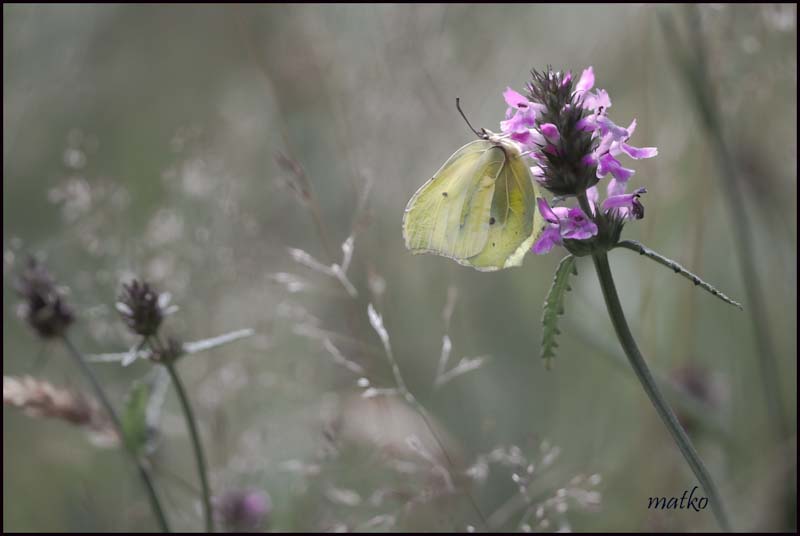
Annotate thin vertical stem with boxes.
[61,334,171,532]
[165,362,214,532]
[590,252,732,532]
[659,7,789,441]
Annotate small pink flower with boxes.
[583,88,611,112]
[602,187,647,220]
[500,87,546,151]
[597,153,635,184]
[533,198,598,255]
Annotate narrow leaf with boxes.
[182,328,255,354]
[615,240,743,310]
[88,328,254,364]
[541,255,578,368]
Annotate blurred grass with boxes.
[3,4,797,532]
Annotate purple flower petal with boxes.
[500,108,537,134]
[583,89,611,112]
[532,225,562,254]
[537,197,560,224]
[606,178,627,197]
[576,116,598,131]
[551,206,570,219]
[603,187,647,219]
[586,185,599,215]
[503,87,529,109]
[597,153,635,182]
[560,207,598,240]
[575,66,595,93]
[596,116,629,140]
[626,118,638,137]
[507,129,535,148]
[619,143,658,159]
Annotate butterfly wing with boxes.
[465,148,544,271]
[403,139,544,271]
[403,140,498,261]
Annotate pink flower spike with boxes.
[537,197,560,224]
[575,66,595,93]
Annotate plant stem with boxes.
[164,361,214,532]
[61,334,171,533]
[373,316,489,530]
[590,252,732,532]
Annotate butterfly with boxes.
[402,108,545,271]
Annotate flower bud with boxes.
[14,257,75,339]
[116,280,176,337]
[216,489,272,532]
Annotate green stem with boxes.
[61,335,171,533]
[590,252,732,532]
[165,362,214,532]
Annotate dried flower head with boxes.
[153,335,185,364]
[3,375,118,446]
[216,489,272,532]
[499,66,657,256]
[14,256,75,338]
[116,279,177,337]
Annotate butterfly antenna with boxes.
[456,97,487,139]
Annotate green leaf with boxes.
[615,240,743,310]
[121,381,150,456]
[541,255,578,368]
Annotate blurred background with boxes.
[3,4,796,532]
